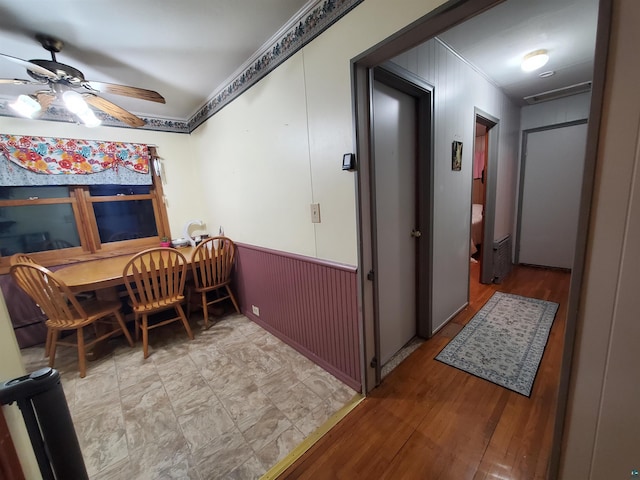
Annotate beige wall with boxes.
[0,116,202,239]
[1,0,635,475]
[0,291,41,479]
[188,0,448,265]
[189,54,317,257]
[559,0,640,477]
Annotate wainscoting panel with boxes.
[234,243,361,391]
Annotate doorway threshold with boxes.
[381,336,425,379]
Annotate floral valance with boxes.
[0,135,149,176]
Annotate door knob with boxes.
[411,229,422,238]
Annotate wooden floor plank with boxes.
[279,264,570,479]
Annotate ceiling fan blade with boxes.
[35,92,56,114]
[83,94,146,128]
[0,53,59,80]
[0,78,44,85]
[84,81,165,104]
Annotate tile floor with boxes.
[20,312,357,479]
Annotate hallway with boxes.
[280,264,570,479]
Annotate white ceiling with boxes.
[0,0,311,121]
[439,0,598,106]
[0,0,599,127]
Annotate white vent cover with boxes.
[524,81,592,105]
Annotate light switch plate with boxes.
[310,203,321,223]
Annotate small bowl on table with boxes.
[171,237,190,248]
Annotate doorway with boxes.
[368,65,434,385]
[470,112,498,286]
[516,121,589,269]
[352,0,609,476]
[373,80,417,366]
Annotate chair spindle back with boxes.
[123,247,187,309]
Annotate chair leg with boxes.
[44,327,53,358]
[77,326,86,378]
[201,292,209,329]
[142,315,149,359]
[48,330,59,368]
[176,304,194,340]
[135,316,140,342]
[226,285,241,313]
[114,311,134,347]
[186,287,192,319]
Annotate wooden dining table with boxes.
[55,246,198,296]
[53,246,199,359]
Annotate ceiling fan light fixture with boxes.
[62,90,88,114]
[10,94,41,118]
[63,90,101,127]
[521,49,549,72]
[78,108,101,128]
[2,35,163,128]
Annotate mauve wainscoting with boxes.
[234,243,361,391]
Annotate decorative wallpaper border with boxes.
[0,99,190,133]
[188,0,364,132]
[0,0,363,134]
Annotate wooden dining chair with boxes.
[123,247,194,358]
[9,253,37,265]
[10,262,134,378]
[9,253,55,357]
[189,236,240,328]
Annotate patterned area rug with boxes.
[435,292,559,397]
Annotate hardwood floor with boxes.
[279,264,571,479]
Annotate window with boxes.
[89,185,159,244]
[0,173,169,273]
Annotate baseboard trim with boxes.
[260,393,365,479]
[246,311,361,391]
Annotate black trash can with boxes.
[0,367,88,480]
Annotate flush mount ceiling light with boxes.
[521,49,549,72]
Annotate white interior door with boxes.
[373,80,417,366]
[519,122,588,269]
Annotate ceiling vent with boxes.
[524,81,592,105]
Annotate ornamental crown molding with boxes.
[187,0,363,133]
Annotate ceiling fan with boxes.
[0,34,165,128]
